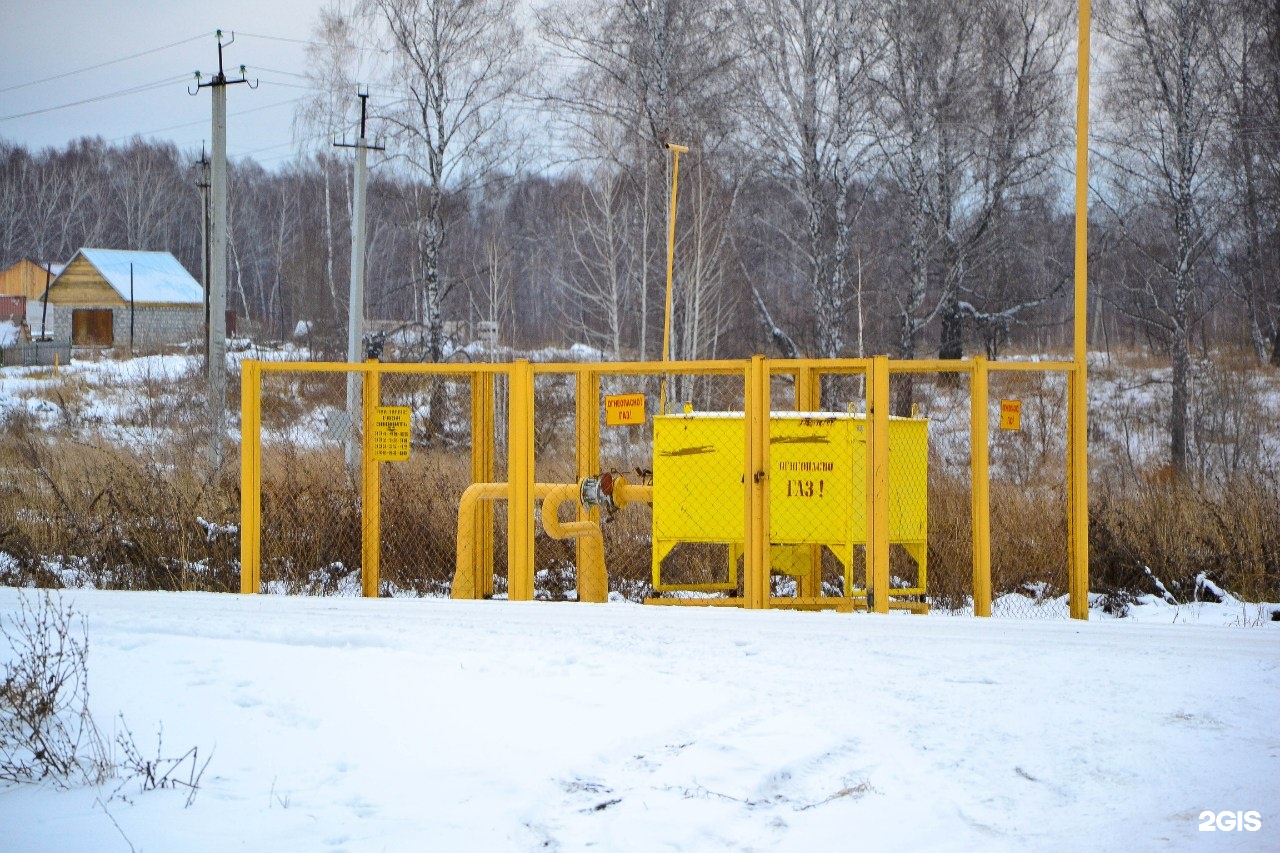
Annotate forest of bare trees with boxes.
[0,0,1275,384]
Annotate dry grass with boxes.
[0,410,239,591]
[1090,471,1280,602]
[1,352,1276,606]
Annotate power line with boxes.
[110,97,309,142]
[238,30,386,55]
[0,33,206,94]
[237,30,315,46]
[256,77,326,92]
[0,75,190,122]
[253,65,311,79]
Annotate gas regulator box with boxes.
[651,412,927,595]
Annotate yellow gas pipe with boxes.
[452,477,652,603]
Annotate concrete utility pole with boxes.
[335,91,385,470]
[191,31,254,466]
[195,146,211,365]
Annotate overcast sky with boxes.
[0,0,334,165]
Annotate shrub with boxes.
[0,591,110,787]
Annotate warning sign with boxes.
[999,399,1022,431]
[605,393,646,426]
[372,406,411,461]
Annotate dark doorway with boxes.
[71,308,113,345]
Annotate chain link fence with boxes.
[987,368,1070,618]
[257,369,360,594]
[377,372,484,596]
[241,357,1083,618]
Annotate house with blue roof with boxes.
[38,248,205,349]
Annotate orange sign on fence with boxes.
[605,393,646,426]
[1000,399,1022,431]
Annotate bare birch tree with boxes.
[870,0,1070,411]
[539,0,743,361]
[1096,0,1227,472]
[1211,0,1280,364]
[363,0,531,362]
[738,0,876,360]
[556,173,635,359]
[296,2,370,327]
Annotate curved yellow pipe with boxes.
[452,479,654,603]
[540,484,607,603]
[452,482,506,600]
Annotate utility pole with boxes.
[334,91,384,471]
[659,142,688,416]
[191,30,254,467]
[195,145,211,365]
[129,263,135,353]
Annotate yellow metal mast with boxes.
[1068,1,1091,619]
[659,142,688,415]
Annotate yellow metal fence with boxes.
[239,355,1088,617]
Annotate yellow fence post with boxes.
[866,356,890,613]
[743,355,771,609]
[468,371,496,599]
[361,359,381,598]
[238,359,261,594]
[794,365,823,598]
[970,357,992,616]
[508,359,536,601]
[575,367,605,602]
[1068,368,1090,619]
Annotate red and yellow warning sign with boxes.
[605,393,646,426]
[999,399,1022,431]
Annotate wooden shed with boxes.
[0,258,63,300]
[0,259,64,323]
[40,249,204,348]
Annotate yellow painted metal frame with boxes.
[508,360,535,601]
[471,371,496,598]
[659,142,689,415]
[1069,0,1092,620]
[239,359,261,593]
[361,359,381,597]
[575,368,603,602]
[971,357,993,616]
[238,350,1089,618]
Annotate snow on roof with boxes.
[73,248,203,305]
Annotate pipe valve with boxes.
[580,471,630,513]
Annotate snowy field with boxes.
[1,587,1277,853]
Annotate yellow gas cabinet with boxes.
[651,412,927,598]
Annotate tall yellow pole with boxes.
[659,142,688,415]
[575,368,603,602]
[970,357,992,617]
[508,360,536,601]
[470,371,496,598]
[743,356,771,609]
[1068,1,1091,620]
[867,356,890,613]
[239,359,261,594]
[361,360,381,598]
[795,366,822,598]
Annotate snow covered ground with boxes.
[2,587,1276,853]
